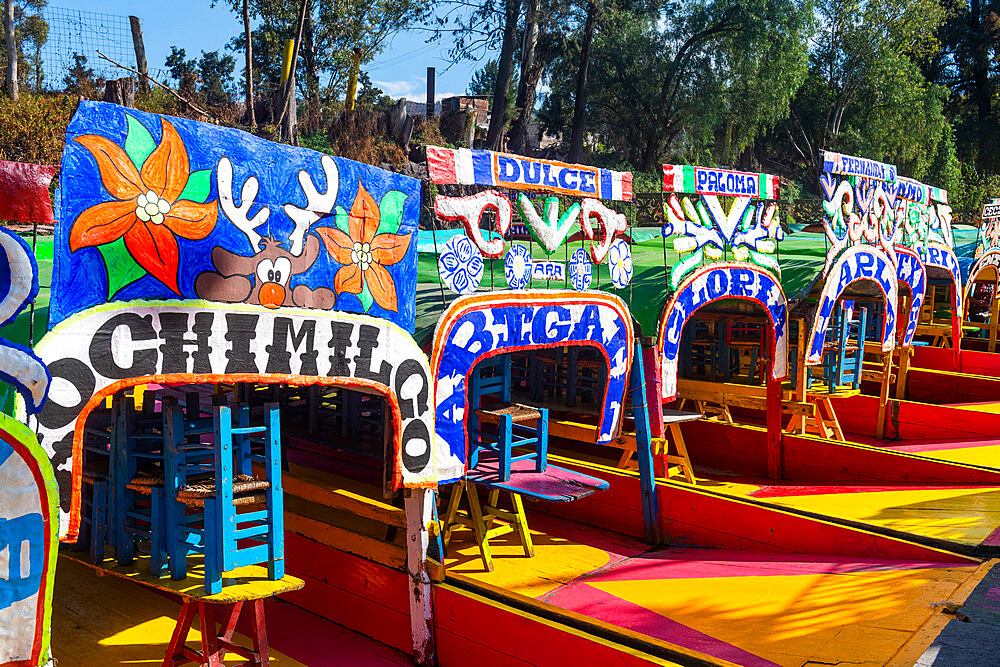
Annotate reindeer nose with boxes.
[259,283,285,309]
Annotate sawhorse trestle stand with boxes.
[165,598,269,667]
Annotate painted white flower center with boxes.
[135,190,170,225]
[351,241,374,271]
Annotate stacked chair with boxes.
[80,386,286,594]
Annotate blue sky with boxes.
[52,0,484,101]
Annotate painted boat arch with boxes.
[919,244,964,320]
[963,249,1000,313]
[807,246,898,365]
[22,301,458,540]
[894,245,926,347]
[0,413,58,667]
[430,290,634,477]
[656,262,788,400]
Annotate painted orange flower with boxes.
[315,182,410,313]
[69,118,217,294]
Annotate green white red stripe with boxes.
[662,164,779,199]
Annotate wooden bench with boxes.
[676,378,815,423]
[63,549,303,666]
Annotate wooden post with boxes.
[989,291,999,354]
[426,67,435,118]
[875,352,891,440]
[103,77,135,107]
[641,339,664,438]
[404,488,435,666]
[766,353,783,479]
[345,48,361,111]
[4,0,16,100]
[628,339,661,544]
[895,347,911,399]
[128,16,149,93]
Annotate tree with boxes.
[63,52,99,97]
[567,0,597,162]
[356,71,393,111]
[468,58,499,95]
[198,50,235,105]
[544,2,752,170]
[165,46,197,82]
[780,0,947,178]
[2,0,46,96]
[213,0,256,126]
[222,0,429,132]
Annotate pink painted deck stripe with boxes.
[542,583,781,667]
[981,525,1000,547]
[750,484,985,498]
[551,549,956,583]
[881,438,1000,454]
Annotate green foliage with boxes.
[220,0,429,126]
[468,59,499,96]
[164,47,235,106]
[0,92,76,164]
[63,53,102,98]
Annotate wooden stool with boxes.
[786,390,851,441]
[441,479,533,572]
[164,598,269,667]
[650,409,701,483]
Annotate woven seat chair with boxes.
[164,400,284,594]
[112,392,170,576]
[470,355,548,482]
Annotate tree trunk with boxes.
[103,77,135,107]
[274,0,311,142]
[242,0,256,129]
[971,0,991,122]
[303,16,321,132]
[4,0,16,100]
[509,58,544,154]
[568,0,597,162]
[508,0,539,154]
[485,0,521,151]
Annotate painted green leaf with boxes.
[176,169,212,203]
[98,237,146,297]
[377,191,406,235]
[124,115,155,170]
[335,205,350,233]
[358,281,374,311]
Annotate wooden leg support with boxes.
[162,599,270,667]
[440,480,533,572]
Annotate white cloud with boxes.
[373,77,466,102]
[373,78,424,99]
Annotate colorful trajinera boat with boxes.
[3,102,1000,666]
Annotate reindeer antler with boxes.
[218,156,270,251]
[283,155,339,257]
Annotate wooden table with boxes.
[652,409,702,483]
[62,550,303,666]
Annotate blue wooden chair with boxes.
[469,355,548,482]
[166,401,284,594]
[78,405,113,564]
[111,392,169,576]
[813,302,868,392]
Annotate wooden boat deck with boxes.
[52,555,411,665]
[444,511,993,667]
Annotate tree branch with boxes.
[96,50,211,118]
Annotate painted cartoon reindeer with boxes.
[194,156,337,309]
